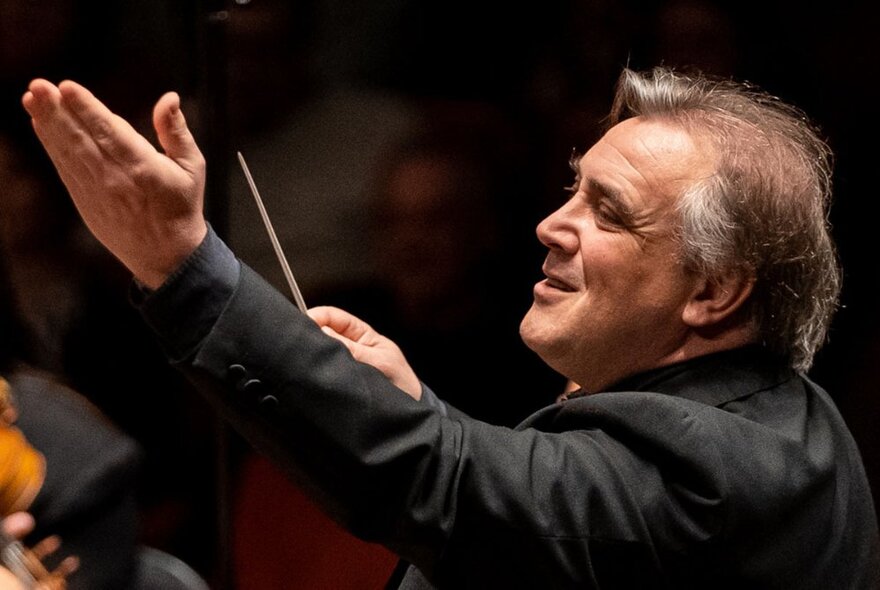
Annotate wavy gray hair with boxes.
[607,67,840,371]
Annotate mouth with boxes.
[543,276,576,292]
[539,262,578,293]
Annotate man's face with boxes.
[520,117,713,391]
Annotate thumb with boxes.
[153,92,202,172]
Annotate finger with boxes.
[21,79,62,120]
[30,536,61,561]
[58,79,157,168]
[22,79,93,192]
[153,92,204,174]
[1,512,35,539]
[308,306,374,341]
[52,555,80,578]
[306,305,338,325]
[25,79,100,172]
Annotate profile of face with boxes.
[519,117,714,391]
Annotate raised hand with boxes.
[307,306,421,400]
[21,79,208,289]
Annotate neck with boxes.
[577,323,758,394]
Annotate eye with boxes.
[593,199,629,230]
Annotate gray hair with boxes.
[607,67,840,371]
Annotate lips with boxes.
[536,252,580,295]
[540,260,578,292]
[544,276,576,291]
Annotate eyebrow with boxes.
[585,178,633,218]
[568,151,582,176]
[568,153,665,239]
[587,176,657,237]
[568,155,631,216]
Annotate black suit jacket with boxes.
[140,229,880,588]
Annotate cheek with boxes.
[622,262,696,326]
[581,239,692,325]
[579,237,636,292]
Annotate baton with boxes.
[236,151,308,313]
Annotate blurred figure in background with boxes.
[233,106,563,588]
[1,373,141,589]
[224,0,420,299]
[336,110,566,425]
[1,0,218,578]
[0,122,216,580]
[1,245,142,589]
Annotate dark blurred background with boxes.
[2,0,878,588]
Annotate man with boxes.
[21,67,880,587]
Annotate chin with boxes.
[519,306,554,356]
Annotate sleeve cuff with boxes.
[419,383,448,417]
[132,224,240,361]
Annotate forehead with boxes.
[576,117,713,210]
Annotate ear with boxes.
[682,273,754,328]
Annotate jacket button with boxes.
[228,364,247,381]
[259,394,279,408]
[241,378,263,394]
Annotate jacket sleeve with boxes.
[137,229,728,588]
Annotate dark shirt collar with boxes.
[560,345,793,408]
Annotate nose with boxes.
[536,202,579,253]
